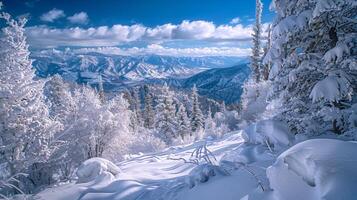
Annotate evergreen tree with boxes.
[261,24,272,81]
[176,104,191,140]
[97,75,105,103]
[239,0,270,123]
[143,85,155,129]
[250,0,263,82]
[204,107,216,137]
[190,85,204,133]
[132,87,143,127]
[0,12,59,176]
[123,90,138,131]
[264,0,357,135]
[155,83,177,144]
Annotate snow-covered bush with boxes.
[128,128,166,155]
[46,87,134,181]
[267,139,357,200]
[76,158,121,183]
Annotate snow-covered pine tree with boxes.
[176,104,191,140]
[204,107,216,138]
[97,75,105,103]
[0,12,59,176]
[132,87,143,127]
[264,0,357,136]
[240,0,270,123]
[250,0,263,82]
[143,85,155,129]
[123,90,139,131]
[261,24,272,81]
[190,85,204,134]
[155,83,178,144]
[219,101,227,113]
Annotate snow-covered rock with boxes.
[242,120,294,149]
[267,139,357,200]
[76,157,121,183]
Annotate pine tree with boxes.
[250,0,263,82]
[261,24,272,81]
[123,90,138,131]
[176,104,191,140]
[155,83,177,144]
[239,0,269,123]
[0,12,59,175]
[132,87,143,127]
[190,85,204,133]
[143,85,155,129]
[97,75,105,103]
[264,0,357,135]
[204,107,216,137]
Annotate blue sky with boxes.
[2,0,275,57]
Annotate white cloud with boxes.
[40,8,65,22]
[26,20,255,48]
[67,12,89,24]
[230,17,241,24]
[173,20,216,39]
[71,45,251,57]
[214,24,253,40]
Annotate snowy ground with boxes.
[35,127,357,200]
[36,132,269,200]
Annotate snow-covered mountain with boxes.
[32,49,247,87]
[181,64,250,103]
[32,49,249,103]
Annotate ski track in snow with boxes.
[36,132,252,200]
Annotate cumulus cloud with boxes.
[230,17,241,24]
[26,20,255,48]
[40,8,65,22]
[173,20,216,39]
[70,45,251,57]
[67,12,89,24]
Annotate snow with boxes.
[242,119,294,149]
[76,157,122,183]
[313,0,357,18]
[310,74,352,103]
[272,10,312,40]
[29,130,357,200]
[36,133,247,200]
[267,139,357,200]
[323,42,350,63]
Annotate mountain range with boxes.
[32,49,250,103]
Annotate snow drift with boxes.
[76,157,121,183]
[267,139,357,200]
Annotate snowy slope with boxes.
[34,125,357,200]
[36,133,262,200]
